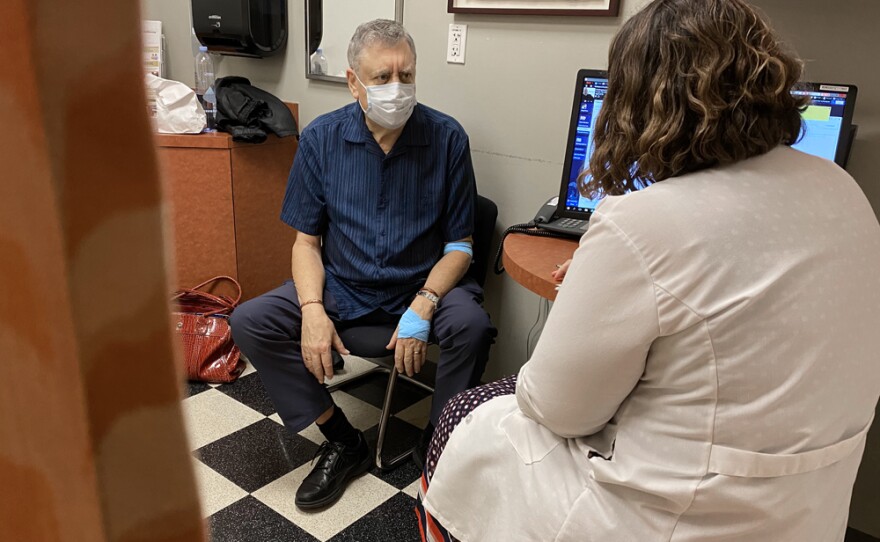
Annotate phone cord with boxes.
[493,222,561,275]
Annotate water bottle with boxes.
[203,85,217,131]
[310,48,328,75]
[194,45,216,131]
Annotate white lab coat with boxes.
[423,147,880,542]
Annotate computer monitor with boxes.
[556,69,609,221]
[556,74,859,225]
[791,82,858,168]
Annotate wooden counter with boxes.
[501,233,579,301]
[154,104,299,300]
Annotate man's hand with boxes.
[386,327,428,377]
[300,304,348,384]
[386,296,434,376]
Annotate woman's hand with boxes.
[551,259,573,282]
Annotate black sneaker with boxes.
[295,432,371,510]
[411,423,434,471]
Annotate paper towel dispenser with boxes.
[192,0,287,58]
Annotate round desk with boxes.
[501,233,579,301]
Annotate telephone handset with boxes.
[532,196,590,238]
[533,197,559,225]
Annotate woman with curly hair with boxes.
[416,0,880,540]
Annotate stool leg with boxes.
[330,358,433,471]
[375,366,415,471]
[374,367,397,468]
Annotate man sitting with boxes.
[230,18,496,510]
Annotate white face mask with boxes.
[356,73,416,130]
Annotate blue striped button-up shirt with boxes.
[280,102,476,320]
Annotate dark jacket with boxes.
[215,76,298,143]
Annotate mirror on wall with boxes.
[305,0,403,83]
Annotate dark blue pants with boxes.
[229,278,496,435]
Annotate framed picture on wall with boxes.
[447,0,620,17]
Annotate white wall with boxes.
[142,0,880,535]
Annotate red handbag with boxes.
[171,276,245,383]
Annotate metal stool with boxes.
[328,325,433,471]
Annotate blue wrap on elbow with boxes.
[443,241,473,257]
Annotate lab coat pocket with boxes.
[576,422,617,462]
[501,410,565,465]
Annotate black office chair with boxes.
[328,195,498,470]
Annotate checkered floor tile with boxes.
[182,356,431,542]
[181,358,880,542]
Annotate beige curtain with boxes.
[0,1,204,540]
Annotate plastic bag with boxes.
[145,74,206,134]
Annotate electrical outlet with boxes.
[447,23,467,64]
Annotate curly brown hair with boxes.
[580,0,808,198]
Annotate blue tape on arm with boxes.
[443,241,473,257]
[397,308,431,343]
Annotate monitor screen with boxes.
[561,72,608,215]
[791,83,858,167]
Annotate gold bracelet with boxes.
[300,298,324,309]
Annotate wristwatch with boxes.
[416,289,440,308]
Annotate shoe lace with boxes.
[311,440,345,470]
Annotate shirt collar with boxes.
[342,102,429,147]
